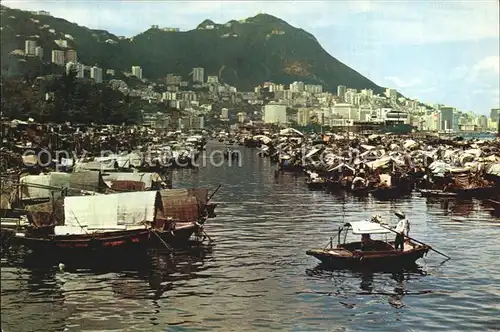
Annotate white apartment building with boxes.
[90,66,103,83]
[332,103,357,120]
[422,112,439,131]
[360,89,373,98]
[237,112,247,123]
[193,67,204,83]
[221,108,229,120]
[65,49,77,63]
[359,106,372,122]
[385,88,398,100]
[345,91,360,105]
[297,108,311,126]
[289,81,305,92]
[263,104,287,124]
[274,84,285,91]
[25,40,37,55]
[475,115,488,129]
[131,66,143,79]
[337,85,347,100]
[207,75,218,84]
[304,84,323,94]
[51,50,65,65]
[34,46,43,59]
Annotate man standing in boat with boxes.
[394,211,410,251]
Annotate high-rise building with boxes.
[51,50,65,65]
[65,49,77,63]
[131,66,143,79]
[438,106,454,131]
[297,108,311,126]
[34,46,43,59]
[289,81,305,92]
[221,108,229,120]
[90,66,103,83]
[165,73,182,85]
[192,67,204,83]
[385,88,398,100]
[263,104,287,124]
[490,108,500,122]
[337,85,347,100]
[25,40,37,55]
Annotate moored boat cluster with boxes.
[233,128,500,202]
[0,120,218,257]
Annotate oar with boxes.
[207,184,221,202]
[377,223,451,260]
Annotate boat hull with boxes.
[306,246,429,269]
[11,228,151,250]
[307,181,325,190]
[371,187,412,200]
[7,223,203,253]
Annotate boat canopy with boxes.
[344,221,391,235]
[63,191,160,232]
[279,128,304,137]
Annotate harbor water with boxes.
[1,143,499,331]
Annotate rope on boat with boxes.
[323,233,339,249]
[67,208,88,234]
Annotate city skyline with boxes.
[3,0,499,115]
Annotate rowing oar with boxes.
[207,184,222,202]
[376,222,451,260]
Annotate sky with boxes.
[3,0,500,115]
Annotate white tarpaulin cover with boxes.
[486,163,500,177]
[102,172,162,189]
[347,221,391,235]
[279,128,304,137]
[403,139,418,149]
[366,156,404,170]
[74,160,116,172]
[64,191,158,231]
[253,135,272,144]
[20,172,70,200]
[305,148,321,158]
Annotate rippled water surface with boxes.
[2,142,500,331]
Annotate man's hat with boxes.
[395,211,405,218]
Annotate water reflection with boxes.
[1,245,213,331]
[305,264,429,312]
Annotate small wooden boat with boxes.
[371,186,412,200]
[11,228,153,252]
[306,178,326,190]
[307,221,429,269]
[351,184,372,197]
[419,189,458,198]
[325,179,342,192]
[486,199,500,211]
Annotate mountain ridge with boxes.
[1,5,385,94]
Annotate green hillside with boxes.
[1,5,384,94]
